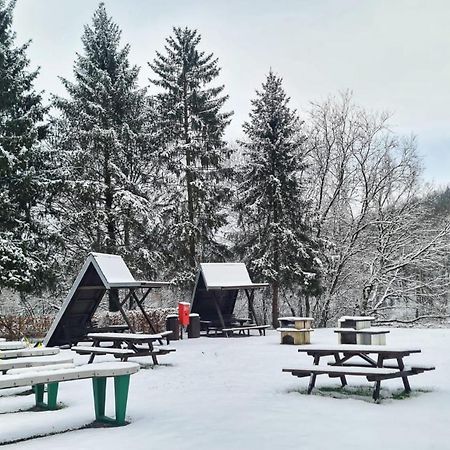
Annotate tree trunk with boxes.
[272,280,279,328]
[103,145,119,312]
[183,74,196,269]
[305,295,310,317]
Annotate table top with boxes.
[87,332,162,342]
[297,344,420,355]
[278,317,314,322]
[338,316,375,322]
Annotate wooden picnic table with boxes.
[294,344,426,399]
[73,332,175,365]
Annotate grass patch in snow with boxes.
[287,385,432,403]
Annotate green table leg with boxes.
[92,375,131,426]
[35,384,44,406]
[34,383,59,409]
[114,375,130,426]
[92,377,107,421]
[47,383,59,410]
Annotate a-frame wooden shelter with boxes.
[44,253,169,347]
[190,263,268,332]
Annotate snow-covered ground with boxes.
[0,328,447,450]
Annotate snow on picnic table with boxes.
[0,328,447,450]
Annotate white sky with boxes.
[12,0,450,185]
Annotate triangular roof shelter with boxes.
[44,253,169,347]
[190,263,268,330]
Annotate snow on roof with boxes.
[200,263,268,289]
[91,252,135,286]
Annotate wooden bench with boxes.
[0,354,74,374]
[283,364,435,400]
[72,344,176,362]
[72,346,136,361]
[222,325,270,337]
[0,362,140,425]
[328,360,435,372]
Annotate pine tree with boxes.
[52,3,161,309]
[149,27,233,285]
[236,71,323,326]
[0,0,54,293]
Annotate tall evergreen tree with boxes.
[0,0,54,294]
[149,27,233,284]
[236,71,323,326]
[53,3,160,309]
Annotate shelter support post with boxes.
[213,297,227,334]
[132,290,164,344]
[245,289,259,326]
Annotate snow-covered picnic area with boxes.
[0,327,447,450]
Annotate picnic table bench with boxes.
[0,347,60,360]
[283,344,435,400]
[72,332,175,365]
[0,341,26,351]
[0,354,73,374]
[334,327,390,345]
[0,362,139,426]
[222,324,270,336]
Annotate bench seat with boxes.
[72,346,136,360]
[1,354,73,374]
[0,341,26,351]
[283,363,434,400]
[0,347,60,360]
[222,325,269,336]
[7,363,75,375]
[283,365,398,377]
[133,345,176,354]
[327,360,435,373]
[0,362,140,426]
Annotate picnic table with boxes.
[336,316,388,345]
[72,332,175,365]
[283,344,434,400]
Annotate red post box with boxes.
[178,302,190,328]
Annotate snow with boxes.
[0,342,26,351]
[0,328,447,449]
[200,262,253,288]
[91,253,135,285]
[0,347,59,359]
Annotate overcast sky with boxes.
[12,0,450,185]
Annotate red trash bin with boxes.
[178,302,191,328]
